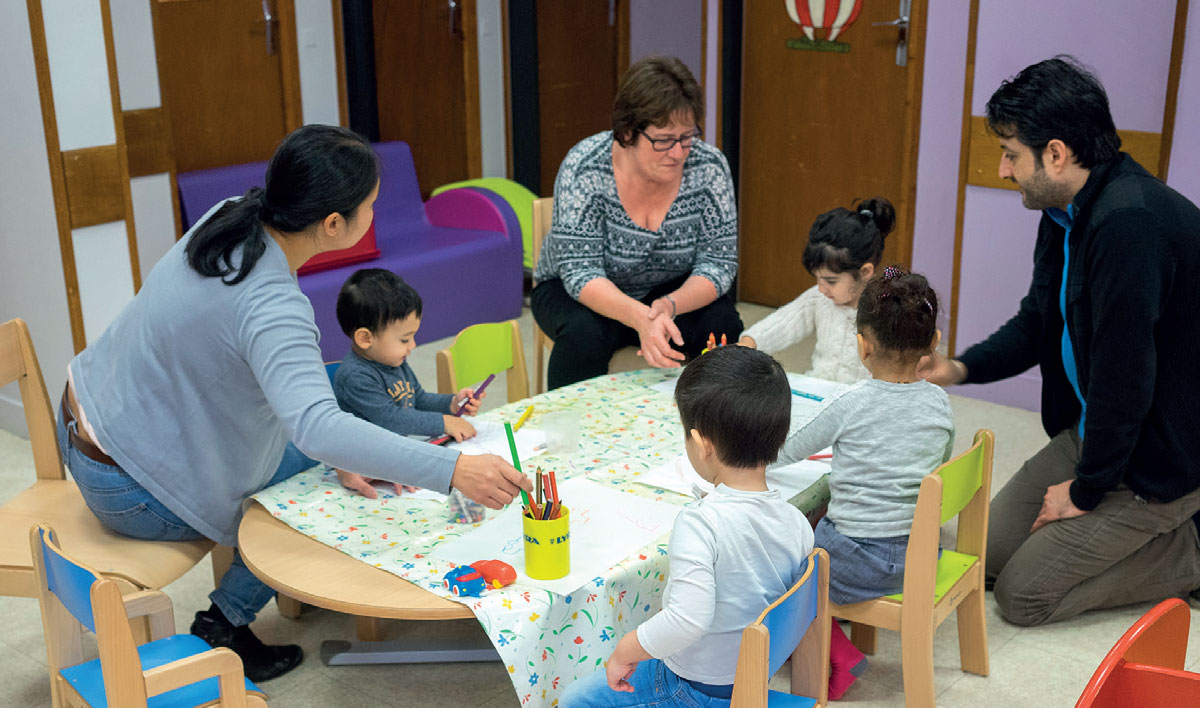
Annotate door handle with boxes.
[260,0,278,56]
[872,0,911,67]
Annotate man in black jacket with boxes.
[923,56,1200,626]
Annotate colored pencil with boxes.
[808,453,833,460]
[454,373,496,416]
[791,388,824,402]
[504,422,531,513]
[536,470,543,506]
[513,403,534,431]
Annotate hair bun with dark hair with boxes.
[856,197,896,240]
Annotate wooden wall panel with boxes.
[62,146,125,228]
[965,116,1163,190]
[122,108,173,178]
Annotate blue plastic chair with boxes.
[30,524,267,708]
[731,548,830,707]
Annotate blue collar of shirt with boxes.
[1046,204,1076,231]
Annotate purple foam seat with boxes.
[176,141,523,362]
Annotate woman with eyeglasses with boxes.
[532,55,743,389]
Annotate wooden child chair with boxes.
[832,429,994,708]
[529,197,642,393]
[1076,598,1200,707]
[0,318,214,605]
[731,548,831,708]
[30,523,268,708]
[436,319,529,403]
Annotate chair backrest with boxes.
[0,319,66,481]
[530,197,554,280]
[732,548,830,708]
[371,141,427,227]
[325,361,341,386]
[1077,598,1200,707]
[30,523,148,706]
[431,178,538,269]
[436,320,529,403]
[898,429,993,602]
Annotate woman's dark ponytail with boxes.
[186,125,380,285]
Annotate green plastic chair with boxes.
[431,178,539,270]
[435,320,529,404]
[832,429,994,708]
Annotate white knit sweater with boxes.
[741,285,869,384]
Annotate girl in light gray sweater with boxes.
[777,267,953,700]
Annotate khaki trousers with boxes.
[986,427,1200,626]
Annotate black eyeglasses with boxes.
[638,128,703,152]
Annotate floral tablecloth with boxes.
[252,369,827,707]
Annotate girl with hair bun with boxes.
[739,197,895,384]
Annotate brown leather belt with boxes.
[61,385,118,467]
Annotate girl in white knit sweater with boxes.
[739,197,894,384]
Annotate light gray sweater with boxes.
[776,378,954,537]
[70,205,458,545]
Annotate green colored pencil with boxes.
[505,421,532,509]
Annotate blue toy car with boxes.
[442,566,487,597]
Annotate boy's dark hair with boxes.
[856,266,939,360]
[674,346,791,469]
[612,55,705,148]
[802,197,895,276]
[985,55,1120,170]
[336,268,422,337]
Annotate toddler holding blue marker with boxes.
[776,266,953,699]
[740,197,895,384]
[562,346,814,707]
[332,268,483,497]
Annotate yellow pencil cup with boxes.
[522,506,570,580]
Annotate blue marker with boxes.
[791,388,824,402]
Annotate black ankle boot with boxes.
[190,607,303,682]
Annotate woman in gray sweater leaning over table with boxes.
[56,125,530,682]
[532,55,743,389]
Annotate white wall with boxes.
[0,1,76,436]
[477,0,508,177]
[296,0,341,126]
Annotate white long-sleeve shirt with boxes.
[741,285,869,384]
[636,485,814,684]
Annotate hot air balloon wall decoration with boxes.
[785,0,863,53]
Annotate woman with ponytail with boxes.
[56,125,529,681]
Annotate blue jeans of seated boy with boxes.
[560,659,730,708]
[55,405,317,626]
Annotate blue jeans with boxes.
[55,405,316,626]
[560,659,730,708]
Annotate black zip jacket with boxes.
[958,153,1200,511]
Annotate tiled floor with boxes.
[1,303,1196,707]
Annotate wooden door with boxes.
[738,0,926,305]
[154,0,302,172]
[373,0,479,197]
[534,2,626,197]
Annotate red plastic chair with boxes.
[1076,598,1200,707]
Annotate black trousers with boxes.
[531,275,744,390]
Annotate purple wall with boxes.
[924,0,1180,411]
[911,0,971,321]
[1167,0,1200,204]
[629,0,703,82]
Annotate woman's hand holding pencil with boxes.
[449,453,530,510]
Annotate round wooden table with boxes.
[239,501,472,620]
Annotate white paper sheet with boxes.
[431,478,683,594]
[445,420,548,461]
[635,453,830,501]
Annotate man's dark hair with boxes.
[336,268,422,337]
[674,346,791,469]
[985,55,1121,169]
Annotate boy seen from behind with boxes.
[562,346,815,707]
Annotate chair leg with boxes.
[534,339,546,395]
[900,624,936,708]
[850,622,877,655]
[211,544,235,586]
[356,615,386,641]
[276,593,303,619]
[956,588,989,676]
